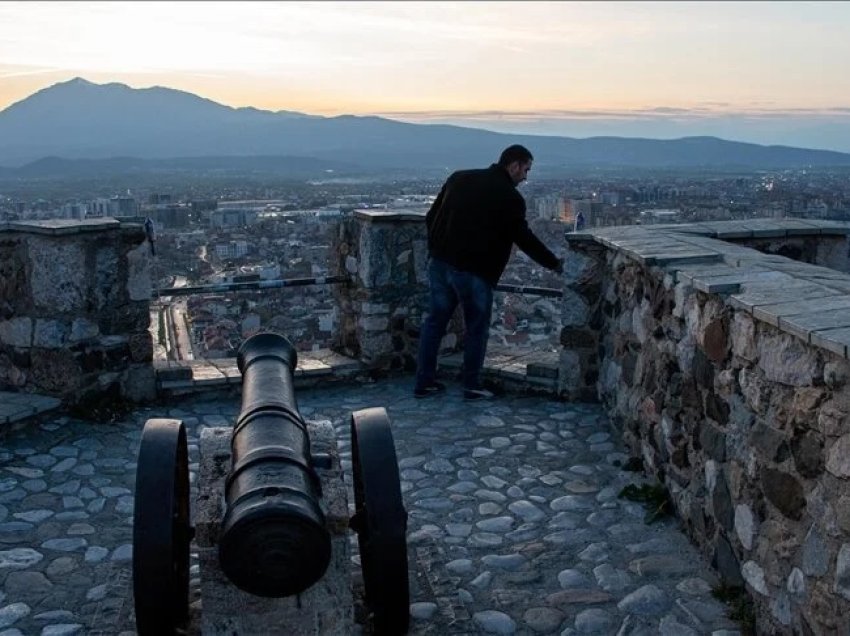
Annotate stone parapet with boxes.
[0,219,154,403]
[333,210,462,372]
[563,218,850,633]
[153,348,365,397]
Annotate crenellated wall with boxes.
[562,218,850,634]
[332,210,459,372]
[0,219,155,403]
[332,210,567,376]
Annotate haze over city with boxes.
[2,1,850,152]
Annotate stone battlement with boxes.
[564,217,850,633]
[6,215,850,631]
[0,219,154,403]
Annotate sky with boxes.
[1,1,850,152]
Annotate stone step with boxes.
[154,348,364,394]
[438,345,560,393]
[0,390,62,427]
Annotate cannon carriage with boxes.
[132,333,410,635]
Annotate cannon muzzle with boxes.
[218,332,332,597]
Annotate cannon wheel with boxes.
[132,418,192,635]
[350,407,410,635]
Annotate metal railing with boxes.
[494,283,563,298]
[157,277,561,299]
[156,275,350,298]
[153,274,562,362]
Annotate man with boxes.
[414,145,563,401]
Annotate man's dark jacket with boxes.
[426,164,560,286]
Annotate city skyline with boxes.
[2,1,850,151]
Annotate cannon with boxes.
[219,333,331,597]
[132,333,409,635]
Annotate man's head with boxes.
[498,144,533,185]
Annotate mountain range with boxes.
[2,78,850,178]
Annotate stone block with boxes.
[811,327,850,359]
[704,393,729,425]
[122,365,156,402]
[33,320,68,349]
[360,302,389,315]
[834,544,850,602]
[126,241,152,301]
[527,362,558,379]
[701,318,728,363]
[826,434,850,479]
[731,312,757,362]
[713,535,743,586]
[0,317,32,348]
[754,296,850,328]
[102,302,150,333]
[735,504,756,551]
[94,245,121,310]
[692,347,714,389]
[358,315,388,333]
[761,467,806,520]
[731,283,837,314]
[29,237,87,312]
[562,289,590,328]
[757,331,821,387]
[818,402,848,437]
[711,473,734,533]
[749,421,789,463]
[558,350,582,394]
[10,218,119,234]
[789,387,826,428]
[560,327,597,348]
[824,361,850,390]
[128,332,153,363]
[791,431,824,479]
[153,360,189,380]
[781,308,850,346]
[699,421,727,462]
[802,525,830,577]
[741,560,769,596]
[69,318,100,343]
[197,421,352,634]
[836,497,850,535]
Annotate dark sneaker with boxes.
[414,382,446,399]
[463,387,495,401]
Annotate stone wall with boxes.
[562,219,850,634]
[332,212,569,374]
[332,211,458,372]
[739,234,850,274]
[0,219,154,403]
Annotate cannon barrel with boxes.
[218,332,332,598]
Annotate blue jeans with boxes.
[415,258,493,391]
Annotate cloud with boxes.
[374,106,850,123]
[0,67,59,79]
[371,105,850,153]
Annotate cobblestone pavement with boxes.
[0,379,742,635]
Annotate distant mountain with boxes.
[1,155,360,180]
[2,77,850,173]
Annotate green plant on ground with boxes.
[158,308,166,345]
[621,456,644,472]
[617,482,671,524]
[711,583,756,634]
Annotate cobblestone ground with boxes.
[0,379,742,635]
